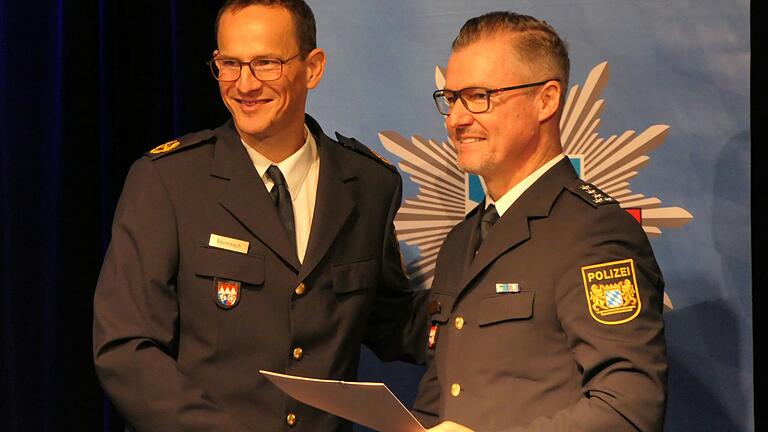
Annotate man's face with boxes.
[216,5,316,141]
[444,35,542,179]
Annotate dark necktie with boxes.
[266,165,296,253]
[479,204,499,245]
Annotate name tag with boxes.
[209,234,249,254]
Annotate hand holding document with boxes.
[260,370,426,432]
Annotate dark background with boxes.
[0,1,756,431]
[0,2,226,430]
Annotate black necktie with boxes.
[479,204,499,245]
[266,165,296,253]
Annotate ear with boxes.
[304,48,326,89]
[537,80,562,123]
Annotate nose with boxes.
[445,101,474,131]
[235,64,264,93]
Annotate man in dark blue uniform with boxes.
[93,1,424,430]
[413,12,667,432]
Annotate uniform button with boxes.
[295,282,306,296]
[451,383,461,397]
[286,413,297,426]
[292,347,304,360]
[454,316,464,330]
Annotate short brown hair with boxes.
[215,0,317,56]
[452,11,570,90]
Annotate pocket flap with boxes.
[331,258,376,293]
[428,293,454,324]
[478,291,534,326]
[195,246,264,285]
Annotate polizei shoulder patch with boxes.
[581,259,641,325]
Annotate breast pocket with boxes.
[331,257,376,294]
[194,246,265,286]
[478,291,534,326]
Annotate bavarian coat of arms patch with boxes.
[581,259,641,325]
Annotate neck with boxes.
[240,118,306,163]
[484,142,561,201]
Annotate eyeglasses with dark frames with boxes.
[207,53,302,82]
[432,79,558,115]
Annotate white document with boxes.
[260,370,426,432]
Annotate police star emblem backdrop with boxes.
[308,1,750,431]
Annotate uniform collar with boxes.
[486,154,566,217]
[241,124,318,199]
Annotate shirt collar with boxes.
[241,124,318,198]
[486,154,566,217]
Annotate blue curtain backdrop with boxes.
[0,1,756,431]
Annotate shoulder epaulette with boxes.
[145,129,215,160]
[334,132,397,173]
[567,178,617,208]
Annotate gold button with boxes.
[286,413,297,426]
[292,347,303,360]
[454,316,464,330]
[295,282,306,295]
[451,383,461,397]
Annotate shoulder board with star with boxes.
[567,179,617,208]
[334,132,397,173]
[144,129,215,160]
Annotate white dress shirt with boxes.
[241,125,320,263]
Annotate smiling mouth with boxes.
[236,97,272,107]
[455,136,487,145]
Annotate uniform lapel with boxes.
[298,122,356,281]
[212,120,301,272]
[462,205,483,278]
[434,207,480,299]
[456,159,577,298]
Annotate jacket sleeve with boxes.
[93,158,250,432]
[509,208,667,432]
[362,176,430,364]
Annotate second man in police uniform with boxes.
[413,12,668,432]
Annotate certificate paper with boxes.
[260,370,426,432]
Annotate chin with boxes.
[232,119,270,138]
[457,154,482,174]
[459,159,494,177]
[458,162,480,175]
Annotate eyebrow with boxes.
[216,52,285,60]
[443,85,488,92]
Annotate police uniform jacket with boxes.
[412,158,667,431]
[93,115,425,432]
